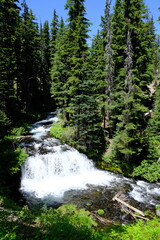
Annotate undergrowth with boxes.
[50,121,76,146]
[0,197,160,240]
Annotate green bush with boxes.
[50,122,76,146]
[105,218,160,240]
[36,204,97,240]
[0,226,19,240]
[0,201,160,240]
[10,126,27,137]
[0,137,27,187]
[133,160,160,182]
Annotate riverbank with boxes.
[0,195,160,240]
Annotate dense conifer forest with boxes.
[0,0,160,239]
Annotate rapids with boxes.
[20,112,160,218]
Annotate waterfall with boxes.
[20,112,160,207]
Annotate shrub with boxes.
[133,160,160,182]
[36,204,97,240]
[50,122,75,146]
[105,218,160,240]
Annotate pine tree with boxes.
[154,35,160,75]
[90,31,106,127]
[106,0,126,135]
[51,18,69,110]
[103,0,115,134]
[20,1,41,115]
[64,0,90,122]
[90,31,105,95]
[108,0,155,172]
[50,9,59,56]
[123,0,154,94]
[72,80,105,159]
[111,30,148,171]
[0,0,21,136]
[110,0,155,133]
[39,21,51,109]
[147,83,160,162]
[111,0,126,86]
[132,83,160,182]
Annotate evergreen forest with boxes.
[0,0,160,239]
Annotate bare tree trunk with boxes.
[104,0,114,137]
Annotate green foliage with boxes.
[0,195,21,211]
[50,9,59,55]
[40,204,97,227]
[0,111,11,138]
[146,83,160,162]
[102,150,124,173]
[0,200,160,240]
[10,125,29,137]
[50,19,69,109]
[0,0,21,136]
[97,209,105,215]
[51,0,91,124]
[0,137,27,186]
[0,226,18,240]
[50,121,76,146]
[133,160,160,182]
[108,0,155,173]
[39,20,52,109]
[20,2,42,115]
[71,80,106,159]
[106,218,160,240]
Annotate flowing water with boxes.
[20,112,160,221]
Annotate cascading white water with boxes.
[21,142,116,200]
[20,112,160,206]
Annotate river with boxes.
[20,111,160,222]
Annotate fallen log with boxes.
[16,135,30,139]
[112,192,145,217]
[123,208,149,220]
[91,211,112,225]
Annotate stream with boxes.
[20,111,160,223]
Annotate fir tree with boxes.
[39,21,51,109]
[103,0,114,134]
[132,83,160,182]
[108,0,126,135]
[110,0,155,133]
[72,80,105,159]
[90,31,106,126]
[51,18,69,110]
[20,1,41,115]
[63,0,91,122]
[90,31,105,95]
[0,0,21,136]
[50,9,59,57]
[154,35,160,75]
[111,0,126,85]
[147,83,160,162]
[111,30,148,171]
[108,0,155,172]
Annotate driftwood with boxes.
[91,211,112,225]
[16,135,30,139]
[112,192,148,220]
[122,207,149,221]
